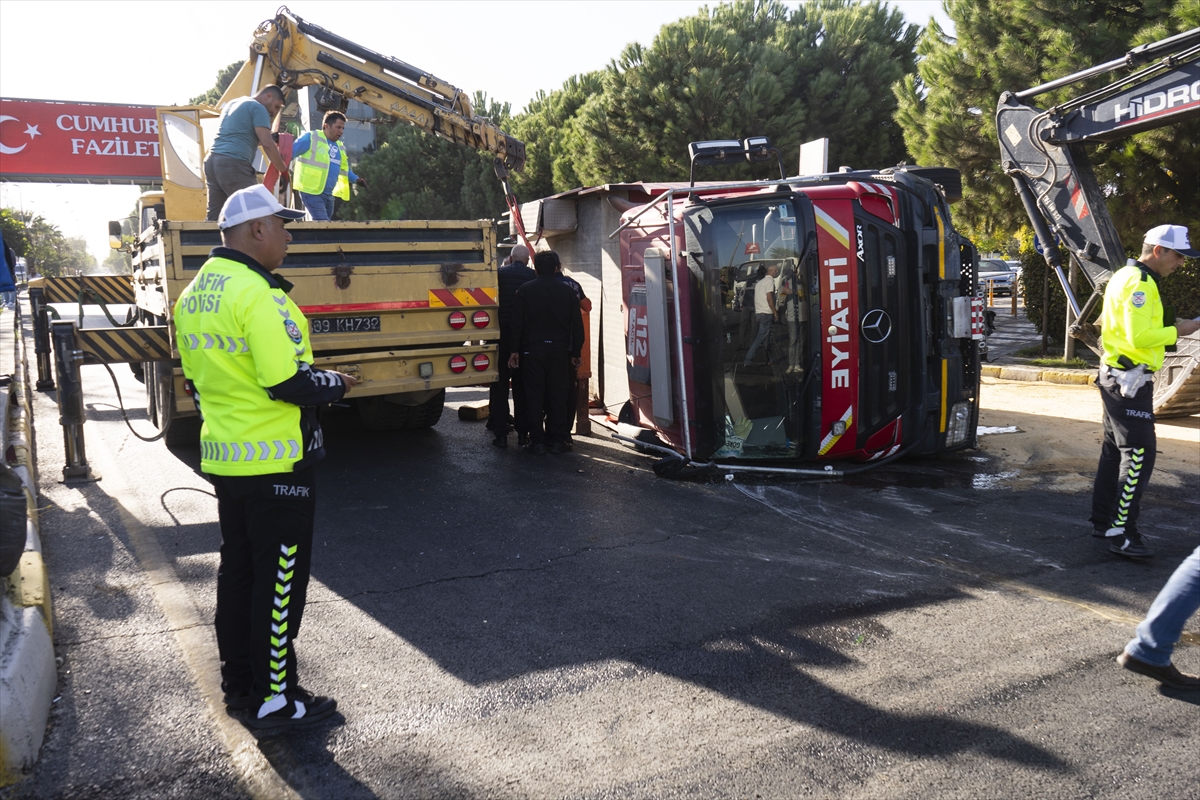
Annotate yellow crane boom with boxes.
[219,6,525,171]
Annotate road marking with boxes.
[733,482,1197,646]
[85,439,301,800]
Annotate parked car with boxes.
[978,258,1018,297]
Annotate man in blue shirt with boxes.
[204,86,292,222]
[291,112,368,221]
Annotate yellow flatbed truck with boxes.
[116,7,529,443]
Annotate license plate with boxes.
[310,315,381,334]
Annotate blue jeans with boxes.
[744,313,773,363]
[300,192,336,221]
[1125,545,1200,666]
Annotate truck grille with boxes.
[857,217,907,436]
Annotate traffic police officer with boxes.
[1091,224,1200,559]
[175,184,358,728]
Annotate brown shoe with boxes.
[1117,651,1200,690]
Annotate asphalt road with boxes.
[5,314,1198,799]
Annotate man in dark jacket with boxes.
[555,263,591,448]
[508,250,584,454]
[488,244,536,447]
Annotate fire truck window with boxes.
[703,201,809,459]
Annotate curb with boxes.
[981,364,1094,385]
[1,303,56,784]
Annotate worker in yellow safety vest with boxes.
[291,110,369,221]
[175,183,358,730]
[1090,224,1200,560]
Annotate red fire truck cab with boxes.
[521,156,985,468]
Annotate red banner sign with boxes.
[0,98,163,183]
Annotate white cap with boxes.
[1144,224,1199,258]
[218,184,305,230]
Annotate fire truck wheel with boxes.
[356,389,446,431]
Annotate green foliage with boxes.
[510,73,604,201]
[346,0,920,222]
[0,209,98,277]
[102,247,132,273]
[1020,354,1091,369]
[190,61,246,106]
[1016,246,1095,342]
[346,93,512,222]
[895,0,1199,248]
[1020,245,1200,338]
[1,208,29,257]
[1159,258,1200,320]
[515,0,918,193]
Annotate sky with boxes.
[0,0,953,262]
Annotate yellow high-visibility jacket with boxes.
[293,131,351,200]
[1100,260,1177,372]
[175,249,343,475]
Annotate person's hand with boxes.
[1176,318,1200,337]
[507,352,520,369]
[334,371,359,388]
[356,176,369,189]
[571,356,581,369]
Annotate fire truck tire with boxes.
[356,389,446,431]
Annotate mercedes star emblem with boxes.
[861,308,892,344]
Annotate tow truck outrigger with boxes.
[996,27,1200,417]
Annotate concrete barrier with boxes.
[982,364,1094,385]
[1,303,56,784]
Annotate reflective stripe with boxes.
[268,543,299,693]
[182,332,248,353]
[293,131,350,199]
[205,439,299,462]
[1112,447,1145,527]
[176,256,312,476]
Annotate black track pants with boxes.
[488,344,527,435]
[212,467,316,702]
[522,342,570,444]
[1090,373,1156,534]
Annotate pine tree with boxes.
[346,93,512,222]
[190,62,247,106]
[894,0,1198,251]
[554,0,917,187]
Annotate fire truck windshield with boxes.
[692,199,813,459]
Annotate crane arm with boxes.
[996,29,1200,342]
[218,6,525,171]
